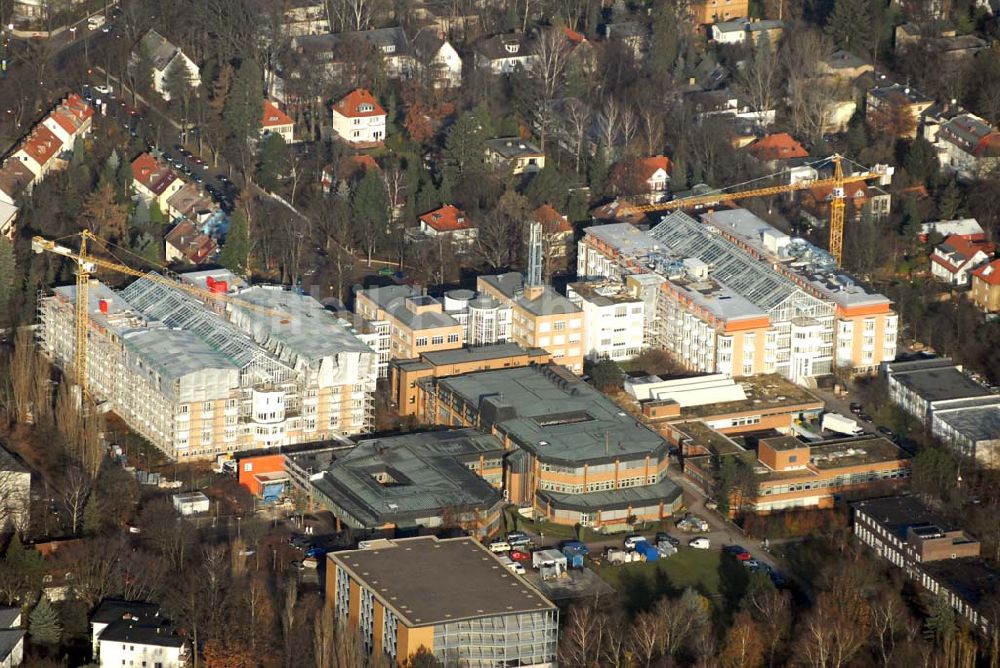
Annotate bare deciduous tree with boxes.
[60,465,91,536]
[734,36,781,119]
[530,28,572,151]
[560,98,592,173]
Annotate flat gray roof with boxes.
[359,285,459,330]
[485,137,543,159]
[312,429,504,527]
[330,536,556,626]
[434,365,669,465]
[122,328,239,385]
[538,476,682,512]
[419,343,538,366]
[853,496,957,540]
[889,363,991,404]
[935,403,1000,443]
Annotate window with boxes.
[358,103,375,112]
[447,333,459,343]
[788,455,797,463]
[431,335,444,345]
[415,337,428,347]
[203,402,213,411]
[554,321,567,331]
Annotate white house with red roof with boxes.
[612,155,672,202]
[41,94,94,146]
[418,204,477,242]
[12,125,63,179]
[532,204,573,268]
[261,100,295,144]
[331,89,386,144]
[131,153,186,213]
[930,235,995,286]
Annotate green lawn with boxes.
[596,548,750,614]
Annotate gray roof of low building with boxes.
[138,29,181,71]
[0,446,28,475]
[0,630,23,661]
[475,33,535,60]
[714,18,784,33]
[311,429,505,527]
[359,285,459,329]
[433,365,669,466]
[887,361,992,404]
[0,608,18,630]
[419,343,536,366]
[485,137,543,159]
[824,50,869,70]
[331,536,556,626]
[934,402,1000,443]
[922,559,1000,609]
[121,328,239,385]
[852,496,957,540]
[292,27,408,57]
[538,476,682,512]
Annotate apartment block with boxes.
[412,364,683,529]
[477,273,585,373]
[327,536,558,665]
[39,274,378,461]
[566,281,646,361]
[389,343,551,417]
[578,209,897,383]
[854,496,999,634]
[685,434,911,513]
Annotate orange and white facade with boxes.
[331,88,386,144]
[578,209,898,382]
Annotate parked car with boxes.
[289,560,305,571]
[743,559,760,569]
[510,550,531,563]
[849,402,863,415]
[558,539,588,554]
[860,413,873,423]
[688,537,711,550]
[624,535,648,550]
[488,540,511,554]
[94,84,113,97]
[507,532,530,547]
[877,426,895,437]
[506,561,526,575]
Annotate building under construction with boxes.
[38,271,378,461]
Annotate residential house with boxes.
[331,88,386,144]
[418,203,477,242]
[261,100,294,144]
[409,29,463,88]
[0,161,33,238]
[854,496,1000,635]
[611,155,672,202]
[164,219,219,265]
[474,33,538,74]
[136,29,201,101]
[477,272,585,373]
[866,81,933,139]
[165,180,216,221]
[130,153,185,213]
[290,27,410,79]
[746,133,816,183]
[91,600,190,668]
[818,50,873,82]
[920,218,984,242]
[11,125,63,179]
[281,0,330,36]
[602,21,650,59]
[685,434,911,514]
[972,260,1000,312]
[484,137,545,174]
[929,235,994,286]
[928,33,988,60]
[0,607,23,667]
[711,18,785,46]
[801,181,892,222]
[531,204,574,273]
[40,93,94,146]
[563,26,598,75]
[691,0,750,23]
[931,113,1000,180]
[0,446,30,535]
[687,88,777,127]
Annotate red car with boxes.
[510,550,531,563]
[735,551,752,561]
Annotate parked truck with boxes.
[822,412,863,436]
[561,546,586,569]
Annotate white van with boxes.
[688,537,711,550]
[488,540,511,554]
[87,15,106,30]
[623,535,648,550]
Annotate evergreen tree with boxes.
[82,494,101,536]
[352,169,390,264]
[904,136,939,186]
[219,209,251,275]
[588,144,609,197]
[134,42,154,95]
[71,136,85,166]
[825,0,875,53]
[938,181,962,220]
[0,236,14,330]
[29,596,62,646]
[525,164,568,209]
[163,57,194,106]
[210,62,235,115]
[223,60,264,176]
[648,2,683,80]
[257,134,289,191]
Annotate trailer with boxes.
[822,412,863,436]
[561,546,586,569]
[636,541,660,562]
[532,548,568,572]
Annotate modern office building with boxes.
[685,434,911,513]
[566,281,647,361]
[412,363,683,529]
[310,429,506,537]
[577,209,898,382]
[854,496,999,634]
[38,275,378,460]
[327,536,559,666]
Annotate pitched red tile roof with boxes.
[748,133,809,161]
[19,125,63,167]
[420,204,471,232]
[974,133,1000,158]
[931,235,995,274]
[62,93,94,121]
[262,100,293,128]
[636,155,672,180]
[131,152,179,196]
[0,160,35,200]
[532,204,571,233]
[973,259,1000,286]
[807,183,871,202]
[333,89,386,119]
[563,27,587,44]
[166,219,218,264]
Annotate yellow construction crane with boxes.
[623,154,884,266]
[32,230,282,400]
